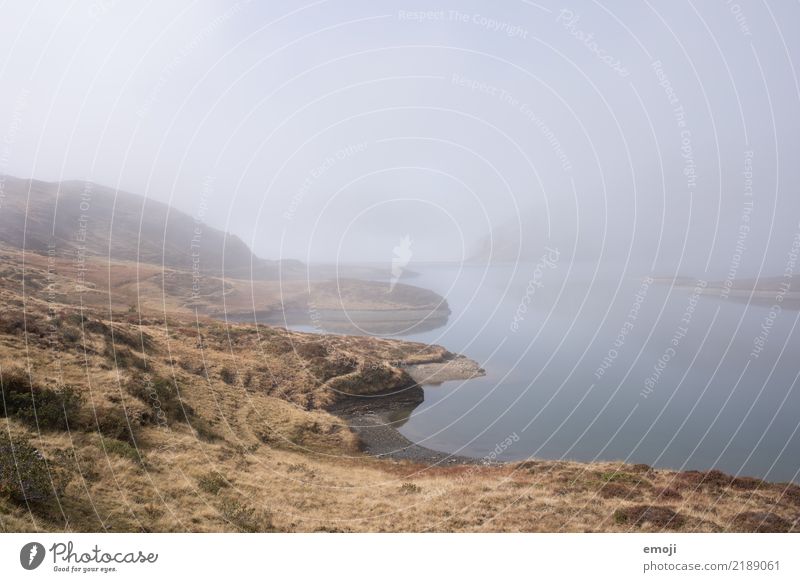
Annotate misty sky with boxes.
[1,0,798,274]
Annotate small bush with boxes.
[0,310,27,335]
[1,368,82,431]
[295,342,328,359]
[189,417,220,442]
[197,471,229,495]
[126,375,191,424]
[218,498,275,532]
[400,482,420,494]
[92,404,141,444]
[219,367,236,385]
[0,433,54,503]
[599,482,637,499]
[61,326,81,344]
[101,438,142,463]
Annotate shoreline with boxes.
[335,356,800,486]
[329,355,488,465]
[330,387,483,465]
[335,388,800,484]
[225,306,451,335]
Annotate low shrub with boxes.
[101,438,142,463]
[189,417,220,442]
[197,471,229,495]
[0,310,26,335]
[93,405,140,444]
[0,368,82,431]
[400,482,421,494]
[61,326,82,344]
[613,505,685,529]
[218,498,275,532]
[125,374,218,441]
[0,310,47,336]
[0,433,54,503]
[219,367,236,385]
[598,482,638,499]
[125,374,190,424]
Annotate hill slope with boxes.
[0,175,300,279]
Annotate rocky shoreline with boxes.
[404,354,486,384]
[330,354,487,464]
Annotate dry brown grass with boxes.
[1,251,798,533]
[6,245,440,321]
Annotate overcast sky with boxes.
[1,0,798,273]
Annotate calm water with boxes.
[305,263,800,482]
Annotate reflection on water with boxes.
[385,263,800,483]
[382,401,418,429]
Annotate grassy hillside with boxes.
[0,256,798,532]
[0,176,300,279]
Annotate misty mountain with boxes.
[0,175,301,279]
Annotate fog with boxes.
[1,0,799,275]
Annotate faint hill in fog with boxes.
[0,175,301,279]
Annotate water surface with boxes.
[301,262,800,482]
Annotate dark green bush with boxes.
[0,433,54,503]
[0,369,82,431]
[101,438,142,463]
[126,374,193,424]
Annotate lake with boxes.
[298,261,800,483]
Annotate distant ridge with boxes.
[0,175,302,279]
